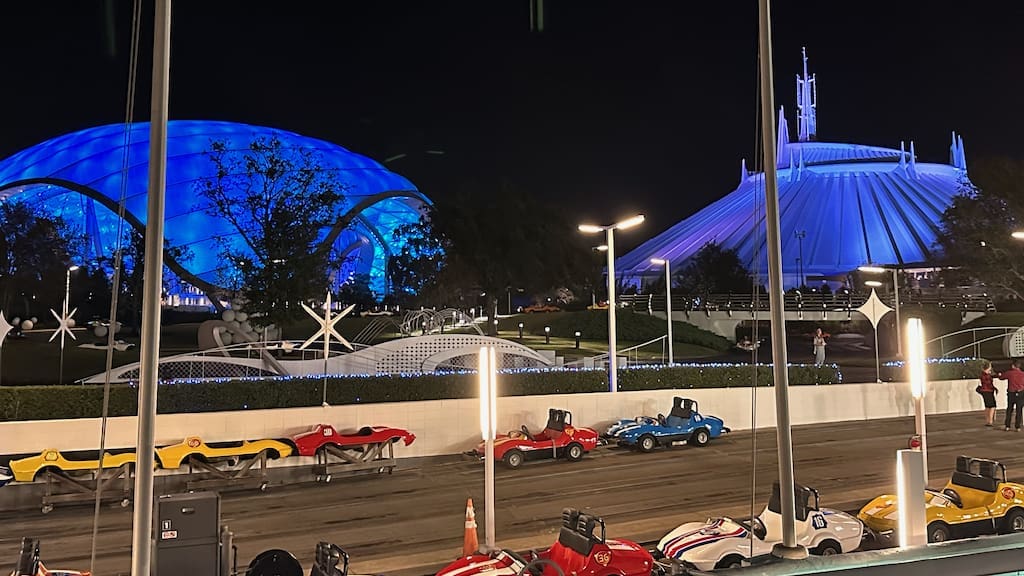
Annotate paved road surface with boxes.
[2,410,1019,575]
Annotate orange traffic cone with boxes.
[463,498,480,556]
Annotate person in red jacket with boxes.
[978,360,998,426]
[999,358,1024,431]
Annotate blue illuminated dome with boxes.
[617,51,972,288]
[0,120,429,301]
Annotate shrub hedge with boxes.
[0,358,911,422]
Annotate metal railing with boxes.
[563,335,668,368]
[619,290,995,317]
[927,326,1019,358]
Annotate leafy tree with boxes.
[195,136,349,327]
[389,182,594,334]
[387,208,447,308]
[0,201,78,317]
[675,241,752,294]
[98,229,192,333]
[336,273,377,311]
[937,159,1024,301]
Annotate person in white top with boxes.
[813,328,827,366]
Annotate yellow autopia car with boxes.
[156,436,293,469]
[8,448,137,483]
[859,455,1024,544]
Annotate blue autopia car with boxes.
[617,397,729,452]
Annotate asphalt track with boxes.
[2,410,1021,576]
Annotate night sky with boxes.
[1,1,1021,252]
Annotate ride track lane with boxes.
[1,411,1019,576]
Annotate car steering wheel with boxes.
[521,425,535,441]
[516,558,564,576]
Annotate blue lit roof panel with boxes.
[0,120,430,297]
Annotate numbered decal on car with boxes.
[811,514,827,529]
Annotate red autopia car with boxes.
[291,424,416,457]
[473,409,599,469]
[435,508,656,576]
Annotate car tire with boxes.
[812,540,841,556]
[638,435,657,453]
[927,522,951,543]
[1002,508,1024,533]
[565,443,584,462]
[715,555,744,570]
[688,428,710,447]
[503,449,524,469]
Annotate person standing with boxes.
[978,360,998,427]
[1000,358,1024,431]
[813,328,827,367]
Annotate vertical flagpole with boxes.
[131,1,171,574]
[757,0,805,558]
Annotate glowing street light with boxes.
[906,317,928,484]
[544,325,551,345]
[578,214,645,392]
[650,257,674,365]
[1012,231,1024,240]
[860,265,902,356]
[52,265,81,384]
[478,346,497,551]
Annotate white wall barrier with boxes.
[0,379,983,464]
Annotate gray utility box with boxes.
[155,491,221,576]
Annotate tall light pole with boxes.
[860,265,901,357]
[579,215,645,392]
[650,257,674,365]
[906,317,928,484]
[58,265,80,384]
[794,230,806,288]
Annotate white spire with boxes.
[909,140,918,179]
[950,131,959,168]
[777,106,790,159]
[796,47,817,142]
[957,135,967,173]
[788,147,796,182]
[740,158,748,186]
[797,147,806,181]
[899,140,907,172]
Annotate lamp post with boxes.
[574,331,581,349]
[906,317,928,484]
[517,322,524,339]
[478,346,497,551]
[859,265,902,357]
[544,326,550,345]
[794,230,806,288]
[579,215,645,392]
[58,265,80,384]
[650,258,674,365]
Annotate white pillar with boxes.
[897,449,927,547]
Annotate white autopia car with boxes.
[656,483,863,571]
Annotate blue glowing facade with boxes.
[0,121,429,301]
[617,52,972,288]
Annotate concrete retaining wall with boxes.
[0,379,983,461]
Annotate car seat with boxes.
[666,398,693,427]
[310,542,348,576]
[548,509,591,575]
